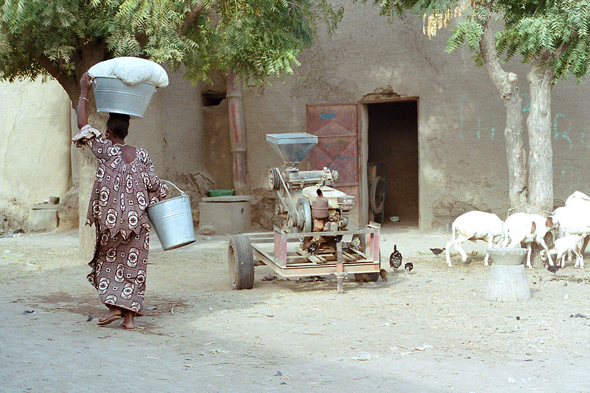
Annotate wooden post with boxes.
[226,71,248,195]
[336,241,344,294]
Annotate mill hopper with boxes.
[266,133,318,166]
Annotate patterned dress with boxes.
[74,125,166,315]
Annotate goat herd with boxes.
[445,191,590,271]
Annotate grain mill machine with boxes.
[267,132,355,234]
[227,133,381,293]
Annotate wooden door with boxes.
[306,103,361,229]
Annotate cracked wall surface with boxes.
[0,79,71,233]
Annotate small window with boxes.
[202,92,226,107]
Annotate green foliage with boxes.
[0,0,343,90]
[212,0,314,83]
[498,0,590,80]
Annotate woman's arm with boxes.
[142,152,167,201]
[77,72,93,129]
[72,71,112,162]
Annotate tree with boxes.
[0,0,341,102]
[0,0,342,254]
[371,0,590,214]
[0,0,341,187]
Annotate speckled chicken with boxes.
[389,245,403,271]
[430,247,445,256]
[405,262,414,274]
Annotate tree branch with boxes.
[37,54,79,103]
[180,2,210,37]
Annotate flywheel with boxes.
[295,197,312,233]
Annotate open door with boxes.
[366,99,419,226]
[306,103,361,229]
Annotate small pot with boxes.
[486,248,527,266]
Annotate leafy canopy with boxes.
[0,0,343,88]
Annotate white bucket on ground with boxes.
[92,77,157,118]
[147,181,196,250]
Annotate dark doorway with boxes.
[367,100,419,226]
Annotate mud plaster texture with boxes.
[2,224,590,392]
[0,79,71,233]
[239,1,590,229]
[7,1,590,236]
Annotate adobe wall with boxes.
[0,69,233,238]
[4,2,590,235]
[241,1,590,229]
[0,79,71,233]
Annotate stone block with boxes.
[199,196,252,234]
[28,204,58,232]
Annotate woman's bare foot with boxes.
[120,311,135,330]
[97,306,125,326]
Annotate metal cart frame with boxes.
[228,223,381,293]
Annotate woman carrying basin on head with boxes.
[73,72,167,330]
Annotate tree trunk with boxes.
[76,100,108,260]
[526,60,554,214]
[478,4,527,210]
[226,71,249,195]
[43,45,108,258]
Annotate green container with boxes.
[208,189,235,197]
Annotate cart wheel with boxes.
[228,235,255,290]
[369,176,385,215]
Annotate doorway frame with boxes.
[359,97,421,228]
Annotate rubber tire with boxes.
[228,235,255,290]
[369,176,385,215]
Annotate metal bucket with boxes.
[147,181,196,250]
[91,76,157,118]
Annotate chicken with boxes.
[404,262,414,274]
[380,269,388,281]
[430,247,445,256]
[547,264,561,274]
[389,245,403,271]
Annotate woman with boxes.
[73,72,167,330]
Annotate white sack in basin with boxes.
[88,57,169,87]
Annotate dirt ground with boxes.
[2,223,590,392]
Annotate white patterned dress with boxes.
[74,125,166,315]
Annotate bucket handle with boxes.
[161,180,187,197]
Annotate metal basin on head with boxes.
[266,133,318,164]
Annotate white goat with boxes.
[499,212,555,269]
[540,234,586,269]
[565,191,590,208]
[445,211,504,267]
[552,192,590,254]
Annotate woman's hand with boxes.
[79,72,93,96]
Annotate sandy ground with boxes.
[2,223,590,392]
